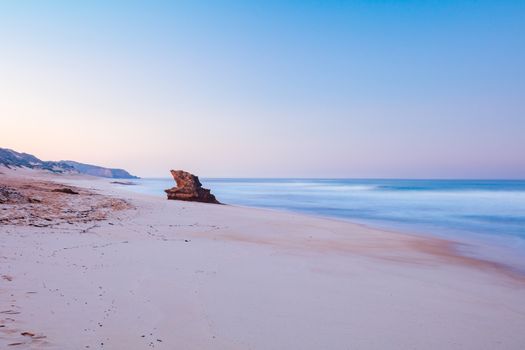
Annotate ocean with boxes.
[125,178,525,270]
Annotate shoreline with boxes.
[5,166,525,281]
[1,168,525,349]
[116,178,525,278]
[124,177,525,273]
[3,166,525,281]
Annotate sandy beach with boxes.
[1,168,524,349]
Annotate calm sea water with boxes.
[125,178,525,268]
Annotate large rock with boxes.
[164,170,220,204]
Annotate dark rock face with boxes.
[164,170,220,204]
[52,188,79,195]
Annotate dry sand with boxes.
[1,167,524,349]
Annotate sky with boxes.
[1,0,524,178]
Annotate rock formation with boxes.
[164,170,220,204]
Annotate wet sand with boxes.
[1,167,524,349]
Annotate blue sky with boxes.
[1,1,524,178]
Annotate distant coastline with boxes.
[0,147,138,179]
